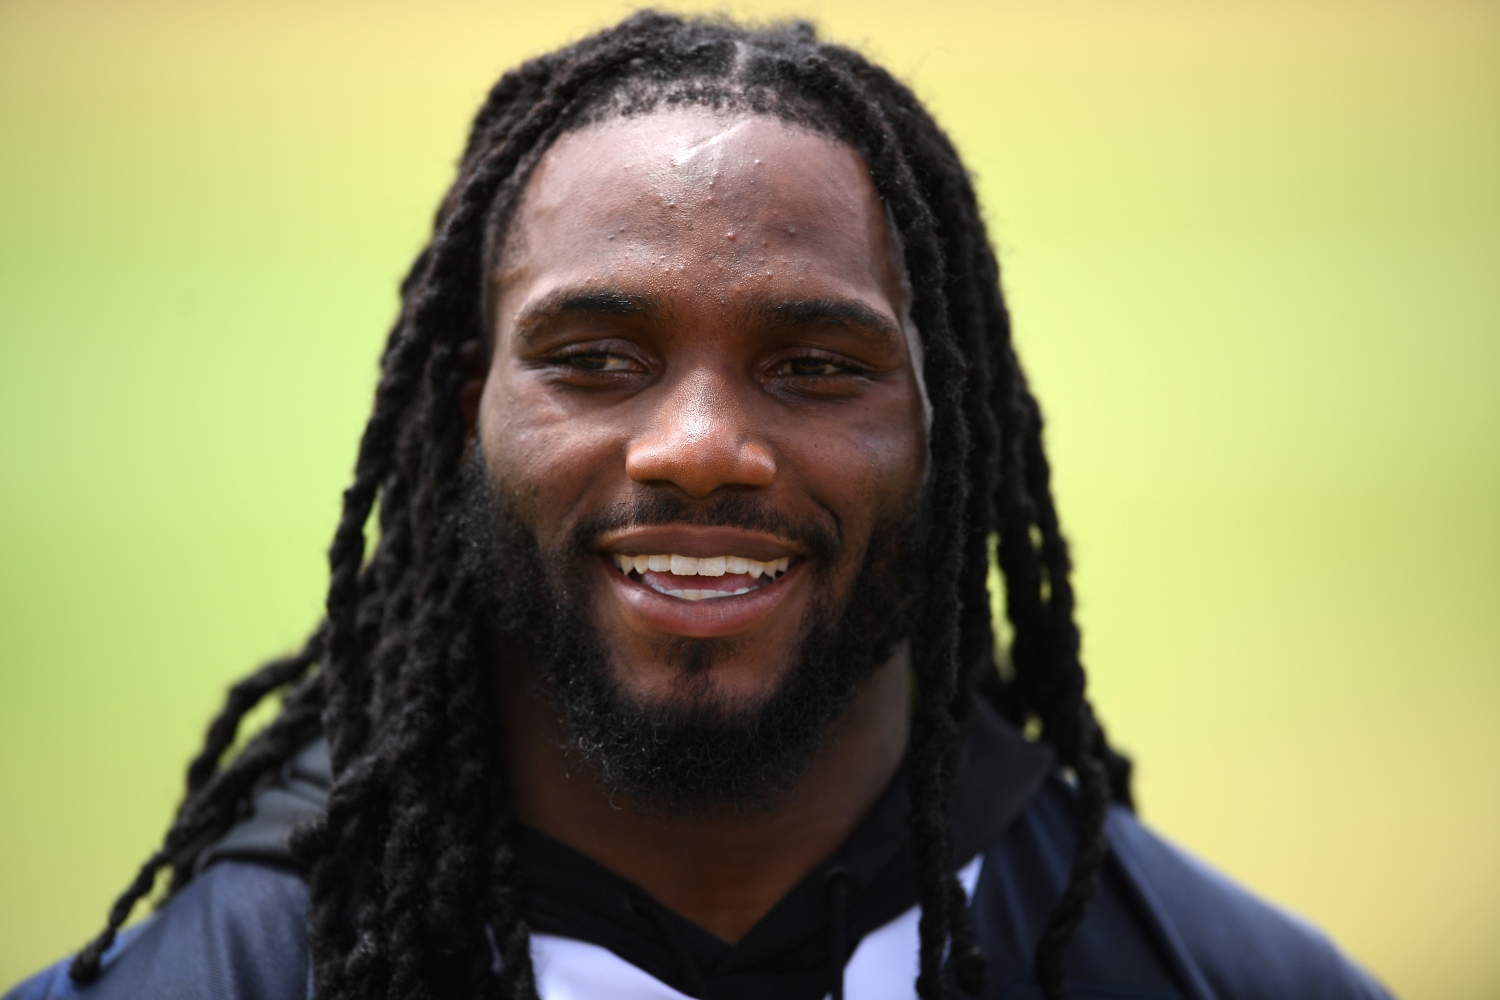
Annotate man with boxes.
[8,13,1392,1000]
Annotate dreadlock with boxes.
[70,12,1134,1000]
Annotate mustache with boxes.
[568,488,840,565]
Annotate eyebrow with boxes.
[512,289,659,344]
[756,298,904,348]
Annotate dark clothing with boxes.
[6,705,1393,1000]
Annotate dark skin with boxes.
[462,110,928,943]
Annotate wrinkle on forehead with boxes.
[668,117,757,168]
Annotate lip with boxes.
[598,551,806,638]
[593,525,802,563]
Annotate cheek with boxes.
[476,367,622,530]
[788,411,926,539]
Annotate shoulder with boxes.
[967,778,1394,1000]
[1103,806,1395,1000]
[3,861,310,1000]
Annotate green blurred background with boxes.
[1,0,1496,995]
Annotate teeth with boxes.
[665,587,756,601]
[610,552,791,583]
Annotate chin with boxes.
[602,630,805,714]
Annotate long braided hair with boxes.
[70,13,1133,1000]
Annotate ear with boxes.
[459,338,488,439]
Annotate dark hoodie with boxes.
[5,704,1393,1000]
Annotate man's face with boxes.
[474,109,927,747]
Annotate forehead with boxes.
[496,109,900,305]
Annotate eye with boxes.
[773,354,859,378]
[562,350,636,373]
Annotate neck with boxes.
[493,647,911,943]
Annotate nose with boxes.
[624,368,776,497]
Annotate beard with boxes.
[456,451,922,814]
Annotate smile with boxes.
[608,553,791,601]
[594,525,806,637]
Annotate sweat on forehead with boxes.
[490,108,930,424]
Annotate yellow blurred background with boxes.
[1,0,1496,995]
